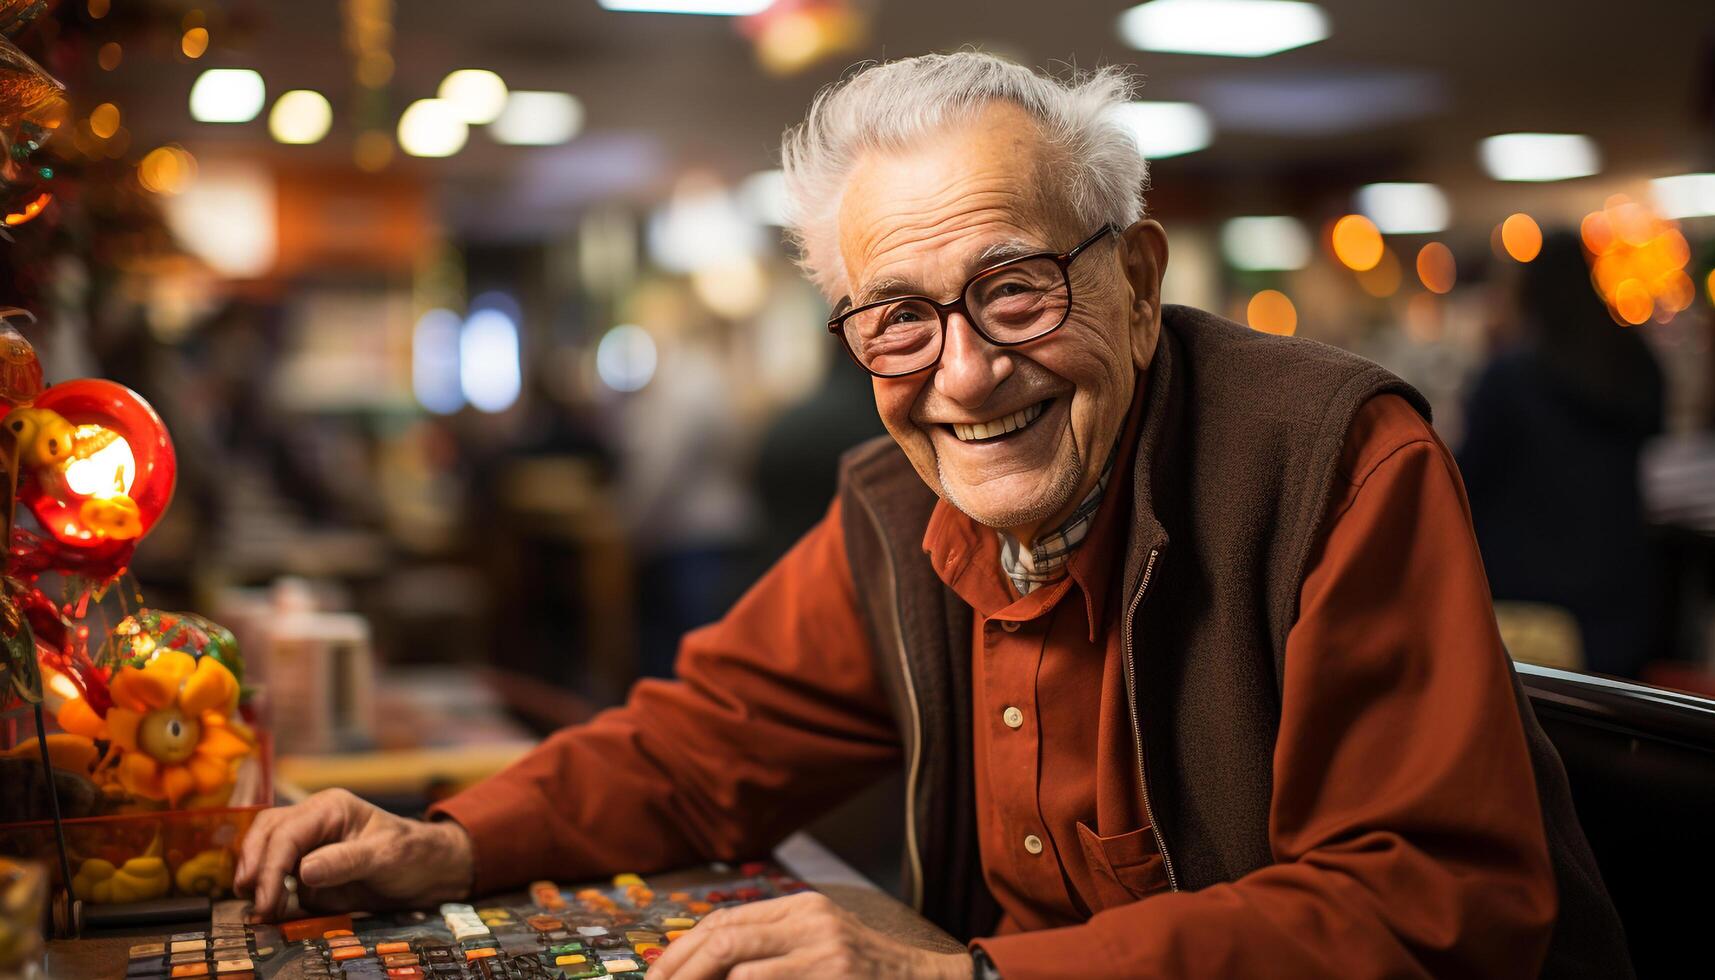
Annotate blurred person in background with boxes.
[617,295,760,678]
[237,54,1627,979]
[1459,232,1667,678]
[748,353,887,572]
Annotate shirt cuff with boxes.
[427,778,561,895]
[972,925,1091,980]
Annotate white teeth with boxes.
[952,401,1045,442]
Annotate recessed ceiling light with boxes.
[1479,133,1600,182]
[1220,217,1311,271]
[1107,101,1213,159]
[1355,182,1449,234]
[189,68,265,123]
[1651,173,1715,219]
[1118,0,1330,57]
[597,0,776,14]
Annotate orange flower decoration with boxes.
[104,651,252,807]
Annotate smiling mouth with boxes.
[948,399,1050,443]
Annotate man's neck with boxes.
[997,453,1118,595]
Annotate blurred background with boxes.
[3,0,1713,805]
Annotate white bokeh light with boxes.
[398,99,469,158]
[1106,101,1213,159]
[460,307,522,412]
[268,89,333,145]
[439,70,509,125]
[1356,182,1450,234]
[596,324,658,392]
[189,68,266,123]
[490,91,583,146]
[413,309,465,414]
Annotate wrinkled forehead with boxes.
[834,102,1072,301]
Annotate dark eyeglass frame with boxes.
[826,225,1118,378]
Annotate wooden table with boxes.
[44,833,961,978]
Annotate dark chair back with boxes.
[1519,663,1715,979]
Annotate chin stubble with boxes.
[936,439,1084,531]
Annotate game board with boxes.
[119,863,810,979]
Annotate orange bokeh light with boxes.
[181,27,209,60]
[1247,290,1298,336]
[1416,242,1456,294]
[1580,196,1694,324]
[89,102,120,140]
[1611,279,1652,325]
[1580,210,1614,255]
[138,145,197,195]
[1607,196,1654,247]
[1330,215,1384,272]
[1657,271,1695,314]
[1500,213,1542,263]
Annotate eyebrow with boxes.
[852,238,1047,306]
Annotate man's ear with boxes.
[1122,219,1169,373]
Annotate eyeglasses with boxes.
[827,226,1116,378]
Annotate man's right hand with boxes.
[233,788,475,922]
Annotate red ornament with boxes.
[9,379,175,554]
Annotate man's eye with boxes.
[886,309,922,324]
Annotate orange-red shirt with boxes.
[924,382,1154,932]
[433,392,1556,979]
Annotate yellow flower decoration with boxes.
[104,651,253,807]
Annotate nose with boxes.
[933,312,1012,408]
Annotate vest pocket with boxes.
[1075,821,1170,907]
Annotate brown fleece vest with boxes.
[837,305,1628,977]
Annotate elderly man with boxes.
[236,54,1627,978]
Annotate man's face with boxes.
[836,102,1168,541]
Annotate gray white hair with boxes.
[780,52,1149,299]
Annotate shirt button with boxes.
[1023,834,1044,855]
[1002,706,1024,729]
[1001,620,1021,632]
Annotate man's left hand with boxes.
[648,891,973,979]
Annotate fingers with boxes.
[727,952,819,980]
[232,806,282,898]
[294,882,376,915]
[299,839,380,890]
[649,920,811,980]
[652,893,843,980]
[241,791,363,922]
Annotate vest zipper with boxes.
[1122,547,1179,891]
[860,495,927,911]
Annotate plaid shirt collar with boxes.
[998,452,1117,596]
